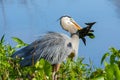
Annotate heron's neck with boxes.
[70,33,79,56]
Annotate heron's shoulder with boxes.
[33,32,70,45]
[44,31,70,39]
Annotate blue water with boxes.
[0,0,120,67]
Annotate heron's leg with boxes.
[52,64,61,80]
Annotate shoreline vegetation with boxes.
[0,35,120,80]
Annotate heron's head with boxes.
[60,16,82,34]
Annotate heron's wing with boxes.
[12,32,72,66]
[34,32,73,65]
[11,45,34,59]
[11,41,39,66]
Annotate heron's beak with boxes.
[72,21,82,30]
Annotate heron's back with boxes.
[12,32,72,66]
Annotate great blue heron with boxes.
[11,16,95,80]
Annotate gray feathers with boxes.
[12,32,73,66]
